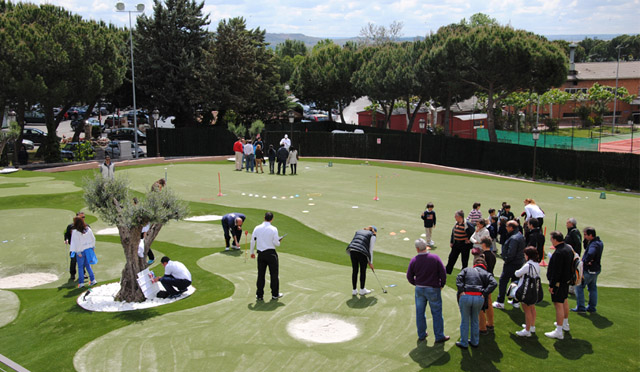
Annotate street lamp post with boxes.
[612,44,625,135]
[418,118,425,163]
[152,109,160,157]
[532,127,540,181]
[116,2,145,159]
[288,111,294,139]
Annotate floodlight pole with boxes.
[532,127,540,181]
[152,109,160,157]
[116,3,145,159]
[612,44,624,135]
[418,118,425,163]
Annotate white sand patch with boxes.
[96,227,120,235]
[77,282,195,312]
[302,210,309,213]
[184,215,223,222]
[287,313,359,344]
[0,273,58,289]
[0,167,19,174]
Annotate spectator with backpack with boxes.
[514,246,541,337]
[545,231,574,340]
[572,227,604,313]
[526,218,545,263]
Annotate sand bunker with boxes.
[184,215,223,222]
[0,167,19,174]
[77,282,195,312]
[287,313,359,344]
[0,273,58,289]
[96,227,119,235]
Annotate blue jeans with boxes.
[76,250,95,285]
[245,154,255,172]
[415,287,445,340]
[575,270,600,311]
[459,294,484,347]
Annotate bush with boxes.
[544,118,559,132]
[91,125,102,139]
[73,141,95,161]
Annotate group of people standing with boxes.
[232,134,299,175]
[406,198,604,349]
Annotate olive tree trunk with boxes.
[114,223,164,303]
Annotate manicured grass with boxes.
[0,160,638,371]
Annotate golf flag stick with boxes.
[373,174,379,201]
[217,172,223,196]
[244,230,249,263]
[369,262,387,293]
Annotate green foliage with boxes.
[275,39,308,58]
[71,141,95,162]
[225,110,246,137]
[544,117,559,131]
[248,120,265,137]
[135,0,211,127]
[574,104,592,128]
[41,135,61,163]
[0,121,20,160]
[83,174,188,228]
[210,17,287,124]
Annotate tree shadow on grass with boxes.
[409,340,450,368]
[247,300,285,312]
[346,296,378,308]
[574,312,613,329]
[114,308,160,322]
[553,334,593,360]
[509,333,549,359]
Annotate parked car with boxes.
[24,111,46,124]
[104,115,126,128]
[104,140,145,158]
[23,128,47,144]
[126,111,149,125]
[107,128,146,144]
[92,106,110,116]
[60,142,95,160]
[6,138,35,152]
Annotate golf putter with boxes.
[369,263,387,293]
[244,230,249,263]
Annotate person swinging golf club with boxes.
[346,226,377,295]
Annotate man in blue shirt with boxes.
[572,227,604,313]
[221,213,245,250]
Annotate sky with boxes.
[23,0,640,38]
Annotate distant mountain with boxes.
[265,32,633,49]
[264,33,423,49]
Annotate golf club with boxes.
[244,230,249,263]
[369,263,387,293]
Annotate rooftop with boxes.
[569,61,640,80]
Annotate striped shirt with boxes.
[453,223,467,241]
[467,209,482,225]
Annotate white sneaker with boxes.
[359,288,372,295]
[225,247,230,251]
[545,329,564,339]
[516,329,531,337]
[554,321,570,331]
[492,301,505,309]
[508,299,520,308]
[429,240,435,246]
[521,324,535,333]
[352,289,358,296]
[90,279,97,286]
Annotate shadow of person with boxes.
[509,333,549,359]
[553,333,594,360]
[478,331,503,363]
[247,300,285,312]
[575,312,614,329]
[346,296,378,309]
[458,344,501,372]
[409,339,449,368]
[220,249,243,257]
[503,306,526,328]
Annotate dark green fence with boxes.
[148,124,639,190]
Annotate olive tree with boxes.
[83,175,189,302]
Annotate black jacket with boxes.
[346,229,374,261]
[526,228,545,263]
[502,231,526,265]
[565,226,583,256]
[456,265,498,296]
[547,242,574,287]
[276,146,289,162]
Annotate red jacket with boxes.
[233,140,243,152]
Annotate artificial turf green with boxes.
[0,161,638,371]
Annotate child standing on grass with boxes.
[421,202,436,246]
[467,202,482,226]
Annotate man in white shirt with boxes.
[280,134,291,150]
[243,140,255,172]
[250,212,285,301]
[152,256,192,298]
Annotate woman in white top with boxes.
[514,246,540,337]
[470,219,490,250]
[69,216,97,287]
[287,146,299,175]
[523,198,545,228]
